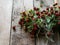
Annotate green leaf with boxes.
[45,33,54,42]
[28,29,32,32]
[34,15,38,18]
[45,16,51,23]
[51,15,54,17]
[27,25,33,29]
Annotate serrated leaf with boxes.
[45,16,51,23]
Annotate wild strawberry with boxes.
[34,7,39,11]
[55,13,59,16]
[58,6,60,9]
[36,11,40,15]
[34,7,36,10]
[26,18,29,22]
[45,11,48,14]
[41,12,43,14]
[46,8,49,10]
[33,23,37,27]
[47,32,51,36]
[33,23,38,31]
[50,11,54,14]
[53,3,58,6]
[18,21,21,25]
[55,11,58,13]
[54,11,59,16]
[13,26,16,31]
[22,12,26,16]
[50,7,53,10]
[18,21,24,26]
[32,17,35,20]
[20,18,24,22]
[33,27,37,31]
[43,10,46,12]
[58,22,60,24]
[41,15,45,19]
[38,16,41,18]
[31,16,33,18]
[48,12,51,16]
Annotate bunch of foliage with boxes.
[13,3,60,42]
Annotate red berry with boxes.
[55,12,59,16]
[33,23,37,27]
[33,23,38,31]
[41,15,45,19]
[33,27,37,31]
[46,8,49,10]
[47,32,51,36]
[18,21,21,25]
[53,3,58,6]
[58,6,60,9]
[34,7,39,11]
[50,7,53,11]
[34,7,36,10]
[13,26,16,31]
[32,18,35,20]
[55,11,58,13]
[55,13,59,16]
[58,22,60,24]
[20,18,24,22]
[45,11,48,14]
[18,21,24,26]
[22,12,26,16]
[51,11,54,14]
[26,18,29,22]
[38,16,41,18]
[43,10,46,12]
[31,16,33,18]
[48,12,51,16]
[41,12,43,14]
[36,12,40,15]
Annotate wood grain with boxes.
[10,0,60,45]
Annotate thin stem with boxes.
[33,0,37,45]
[34,33,37,45]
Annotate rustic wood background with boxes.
[0,0,60,45]
[10,0,60,45]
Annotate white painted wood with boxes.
[24,0,33,10]
[36,38,48,45]
[33,0,40,8]
[10,0,35,45]
[10,0,60,45]
[0,0,12,45]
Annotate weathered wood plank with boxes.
[10,0,35,45]
[36,37,48,45]
[10,0,60,45]
[0,0,12,45]
[48,32,60,45]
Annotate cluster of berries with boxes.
[13,3,60,38]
